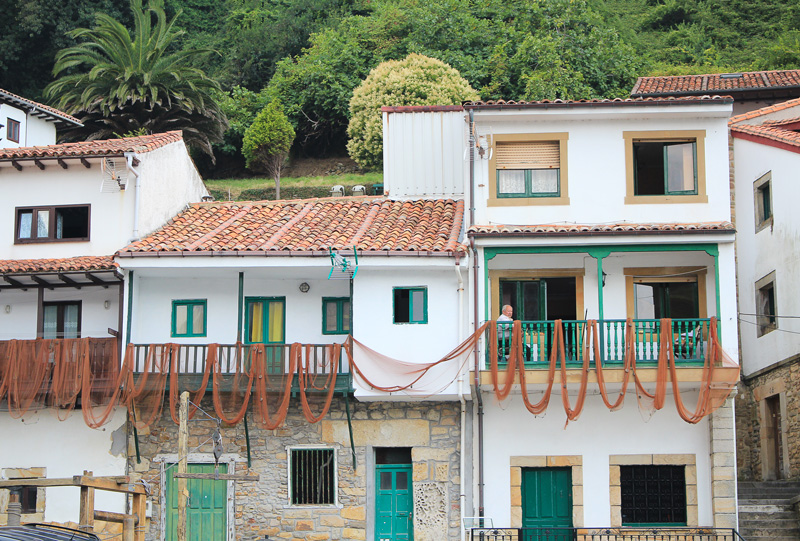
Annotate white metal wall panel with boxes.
[383,111,466,198]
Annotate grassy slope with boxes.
[205,172,384,200]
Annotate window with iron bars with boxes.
[290,448,336,505]
[621,465,687,525]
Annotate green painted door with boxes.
[166,464,228,541]
[522,468,572,531]
[375,464,413,541]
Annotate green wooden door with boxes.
[375,464,413,541]
[521,468,572,530]
[166,464,228,541]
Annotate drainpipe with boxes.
[455,256,467,540]
[468,108,485,522]
[125,153,141,241]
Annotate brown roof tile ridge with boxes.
[702,75,709,91]
[729,97,800,125]
[444,200,465,251]
[184,204,254,251]
[349,200,383,247]
[259,201,317,250]
[226,195,386,206]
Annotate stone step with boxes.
[739,499,794,507]
[739,510,797,520]
[739,488,800,495]
[739,518,800,528]
[738,528,800,538]
[740,537,800,541]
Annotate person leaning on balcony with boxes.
[497,305,514,357]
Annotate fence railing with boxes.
[469,527,742,541]
[130,343,351,390]
[492,318,711,369]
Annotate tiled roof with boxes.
[469,222,734,236]
[730,98,800,152]
[0,255,117,274]
[631,70,800,97]
[120,198,466,256]
[0,131,183,161]
[462,96,732,109]
[0,88,82,126]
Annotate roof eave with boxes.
[467,228,736,239]
[117,249,466,258]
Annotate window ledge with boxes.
[488,196,570,207]
[755,217,774,234]
[624,194,708,205]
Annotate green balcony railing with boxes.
[131,342,352,391]
[491,318,711,369]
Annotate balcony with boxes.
[129,343,352,392]
[468,527,743,541]
[0,337,120,401]
[490,318,713,368]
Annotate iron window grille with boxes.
[621,465,687,525]
[290,448,336,505]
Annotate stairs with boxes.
[738,480,800,541]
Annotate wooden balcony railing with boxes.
[491,318,712,369]
[130,343,352,392]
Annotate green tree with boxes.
[242,100,295,199]
[347,54,478,169]
[44,0,226,158]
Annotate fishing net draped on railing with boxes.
[0,338,121,427]
[488,317,739,424]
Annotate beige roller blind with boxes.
[496,141,560,169]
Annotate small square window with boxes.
[172,300,207,337]
[621,465,687,525]
[754,172,773,232]
[7,119,20,143]
[290,448,335,505]
[322,297,351,335]
[755,273,777,337]
[496,141,561,198]
[633,140,697,195]
[393,287,427,324]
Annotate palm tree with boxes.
[45,0,226,158]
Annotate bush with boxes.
[346,54,478,169]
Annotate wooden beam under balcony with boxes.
[475,365,740,387]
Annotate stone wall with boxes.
[128,396,462,541]
[736,359,800,481]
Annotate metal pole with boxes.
[178,391,189,541]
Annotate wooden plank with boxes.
[78,470,95,533]
[133,492,147,541]
[0,476,129,488]
[178,391,189,541]
[72,476,147,494]
[173,473,260,481]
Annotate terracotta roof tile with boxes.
[0,88,82,126]
[631,70,800,97]
[0,255,116,274]
[462,96,732,109]
[469,222,734,236]
[0,131,183,161]
[730,98,800,152]
[120,198,467,256]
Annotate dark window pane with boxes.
[380,472,392,490]
[291,449,335,505]
[396,471,408,490]
[634,142,665,195]
[56,207,89,239]
[394,289,410,323]
[621,465,686,524]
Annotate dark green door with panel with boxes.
[166,463,228,541]
[375,464,413,541]
[522,467,572,530]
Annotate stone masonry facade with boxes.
[736,359,800,481]
[128,396,462,541]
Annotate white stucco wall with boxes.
[471,106,732,226]
[0,287,120,341]
[135,140,208,239]
[0,104,57,148]
[0,409,128,521]
[734,138,800,376]
[0,140,207,259]
[481,392,713,527]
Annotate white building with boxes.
[383,96,740,534]
[731,98,800,482]
[0,88,82,148]
[0,130,207,529]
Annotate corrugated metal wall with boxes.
[382,111,466,198]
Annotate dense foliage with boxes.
[3,0,798,174]
[44,0,226,157]
[347,54,479,169]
